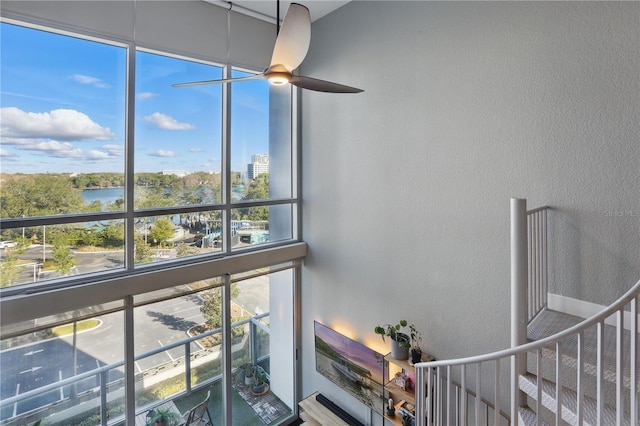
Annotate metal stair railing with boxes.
[527,206,549,323]
[414,198,637,425]
[415,278,639,426]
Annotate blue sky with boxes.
[1,22,270,174]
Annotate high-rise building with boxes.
[248,154,269,180]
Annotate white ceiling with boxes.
[204,0,351,23]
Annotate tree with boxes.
[51,233,76,276]
[175,242,198,257]
[1,174,85,218]
[245,173,269,200]
[134,235,152,263]
[99,223,125,248]
[0,237,29,287]
[148,218,175,246]
[236,174,270,221]
[200,285,241,331]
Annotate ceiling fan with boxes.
[173,2,363,93]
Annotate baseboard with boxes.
[548,293,638,331]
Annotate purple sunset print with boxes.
[314,321,386,384]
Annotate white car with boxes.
[0,241,17,249]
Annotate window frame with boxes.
[0,18,302,300]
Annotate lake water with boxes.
[315,351,385,415]
[81,187,124,204]
[81,186,246,205]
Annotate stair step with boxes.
[518,407,550,426]
[528,310,639,389]
[519,373,630,426]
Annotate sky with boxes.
[0,22,271,175]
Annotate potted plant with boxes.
[244,363,256,385]
[374,320,411,360]
[409,324,423,364]
[251,365,269,394]
[147,407,180,426]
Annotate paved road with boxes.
[0,277,269,421]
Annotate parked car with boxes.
[0,241,17,249]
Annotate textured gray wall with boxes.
[300,2,639,421]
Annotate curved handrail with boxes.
[416,277,640,369]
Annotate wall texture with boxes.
[300,2,639,422]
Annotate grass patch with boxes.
[52,319,100,337]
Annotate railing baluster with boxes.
[528,214,534,321]
[447,365,452,425]
[475,363,481,426]
[437,366,443,426]
[577,331,584,425]
[532,213,540,312]
[494,359,500,426]
[455,379,460,426]
[461,364,467,426]
[536,349,542,426]
[541,209,547,311]
[616,309,624,425]
[631,296,638,426]
[427,365,433,426]
[597,321,604,425]
[555,341,562,425]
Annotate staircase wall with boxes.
[301,2,640,422]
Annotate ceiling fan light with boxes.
[267,72,290,86]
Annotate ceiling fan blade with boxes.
[270,3,311,72]
[173,74,264,88]
[290,75,364,93]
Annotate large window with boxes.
[1,14,301,426]
[0,269,296,425]
[0,21,297,289]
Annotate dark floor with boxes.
[175,381,297,426]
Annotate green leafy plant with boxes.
[374,320,411,348]
[147,406,181,426]
[254,365,269,385]
[408,323,422,350]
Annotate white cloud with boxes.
[144,112,195,131]
[0,148,15,157]
[189,147,203,153]
[12,139,117,162]
[21,140,84,158]
[102,144,123,156]
[137,92,157,100]
[0,107,117,141]
[86,150,112,160]
[69,74,110,89]
[149,149,178,158]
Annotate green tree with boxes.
[200,285,241,330]
[134,235,152,263]
[79,229,102,247]
[246,173,269,199]
[135,188,177,210]
[148,218,175,246]
[236,174,270,221]
[1,174,85,218]
[175,242,198,257]
[99,224,125,248]
[0,237,29,287]
[51,233,76,276]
